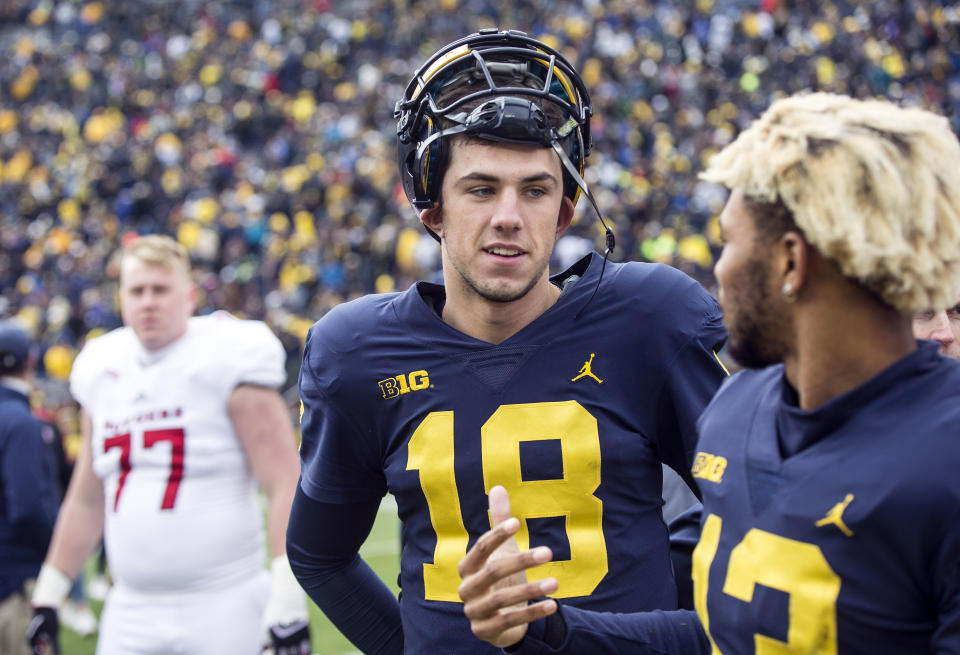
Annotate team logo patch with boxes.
[691,451,727,483]
[379,369,430,399]
[571,353,603,384]
[815,493,855,537]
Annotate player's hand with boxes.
[263,619,311,655]
[26,606,60,655]
[457,486,559,648]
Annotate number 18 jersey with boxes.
[70,313,286,593]
[299,253,728,653]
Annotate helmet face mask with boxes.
[395,29,593,230]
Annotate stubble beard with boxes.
[450,254,547,304]
[724,258,786,369]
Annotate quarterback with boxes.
[458,94,960,654]
[288,30,727,654]
[28,235,310,655]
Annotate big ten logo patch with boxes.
[691,451,727,484]
[379,370,431,399]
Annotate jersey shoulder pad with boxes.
[608,261,722,340]
[191,313,286,389]
[305,292,402,355]
[69,327,138,405]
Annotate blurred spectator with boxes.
[0,318,60,655]
[913,288,960,360]
[1,0,957,388]
[30,387,98,637]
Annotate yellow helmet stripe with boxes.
[411,44,472,101]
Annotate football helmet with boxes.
[395,28,593,219]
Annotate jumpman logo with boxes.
[815,493,855,537]
[571,353,603,384]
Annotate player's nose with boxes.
[489,189,523,231]
[928,311,955,345]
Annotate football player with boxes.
[27,235,310,655]
[456,93,960,654]
[288,29,727,654]
[0,320,60,655]
[913,289,960,360]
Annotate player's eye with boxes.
[469,186,494,198]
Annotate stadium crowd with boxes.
[1,0,958,400]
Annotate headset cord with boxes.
[551,141,615,319]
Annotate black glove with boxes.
[26,606,60,655]
[267,619,311,655]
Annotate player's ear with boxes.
[778,230,809,299]
[187,281,198,314]
[420,206,443,239]
[556,196,574,238]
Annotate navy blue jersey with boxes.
[298,252,726,653]
[691,341,960,654]
[0,383,60,599]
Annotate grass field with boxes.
[61,497,402,655]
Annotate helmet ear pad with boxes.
[414,118,448,209]
[398,113,450,212]
[560,128,586,205]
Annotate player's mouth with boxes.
[484,246,525,258]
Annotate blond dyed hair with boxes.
[701,92,960,313]
[122,234,191,274]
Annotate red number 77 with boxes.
[103,428,185,511]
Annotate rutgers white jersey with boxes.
[70,312,286,594]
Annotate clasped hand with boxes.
[456,485,560,648]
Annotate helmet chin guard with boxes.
[395,28,593,225]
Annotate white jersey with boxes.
[70,312,286,594]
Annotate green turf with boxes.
[59,498,401,655]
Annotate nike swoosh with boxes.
[270,621,307,639]
[27,614,44,636]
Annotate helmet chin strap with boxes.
[418,95,615,318]
[551,140,615,319]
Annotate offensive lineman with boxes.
[28,235,311,655]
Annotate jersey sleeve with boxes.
[1,411,59,547]
[507,606,708,655]
[68,333,108,409]
[215,315,287,390]
[286,487,403,654]
[651,275,728,490]
[297,316,387,505]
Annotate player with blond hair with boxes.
[457,93,960,654]
[28,235,311,655]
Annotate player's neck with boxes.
[783,301,916,411]
[441,277,561,345]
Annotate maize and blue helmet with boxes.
[394,28,594,230]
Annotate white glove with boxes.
[261,555,310,655]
